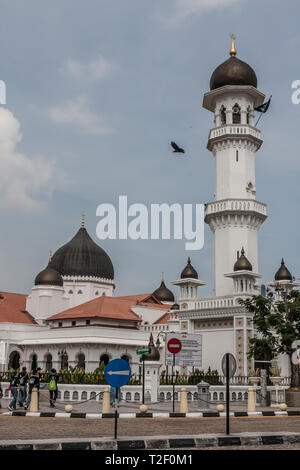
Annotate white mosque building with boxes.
[0,37,295,378]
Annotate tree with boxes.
[239,289,300,388]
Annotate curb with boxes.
[3,410,300,419]
[0,433,300,450]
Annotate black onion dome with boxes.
[143,333,160,361]
[49,227,114,279]
[275,259,292,281]
[152,279,175,303]
[210,56,257,91]
[181,257,198,279]
[234,248,252,272]
[35,265,63,287]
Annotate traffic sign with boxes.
[167,338,182,354]
[221,353,237,378]
[136,348,150,355]
[105,359,131,388]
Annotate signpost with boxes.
[167,338,182,413]
[136,347,150,404]
[165,333,202,367]
[221,353,237,435]
[105,358,131,439]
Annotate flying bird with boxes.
[171,141,185,154]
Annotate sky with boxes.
[0,0,300,298]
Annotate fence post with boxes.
[102,388,110,414]
[247,387,256,412]
[180,388,188,413]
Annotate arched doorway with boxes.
[60,351,68,370]
[99,354,109,367]
[121,354,130,363]
[31,354,38,371]
[45,353,52,371]
[8,351,20,370]
[76,352,85,370]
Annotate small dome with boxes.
[35,265,63,287]
[171,303,180,311]
[181,257,198,279]
[275,259,292,281]
[143,334,160,361]
[152,277,175,303]
[49,225,114,280]
[234,248,252,272]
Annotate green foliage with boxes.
[159,368,222,385]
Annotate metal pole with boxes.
[142,356,145,404]
[172,353,175,413]
[226,353,230,435]
[114,387,119,439]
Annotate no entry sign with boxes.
[167,338,182,354]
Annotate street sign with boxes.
[221,353,237,378]
[104,358,131,388]
[165,333,202,366]
[136,348,150,355]
[167,338,182,354]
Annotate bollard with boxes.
[102,388,110,414]
[29,388,39,412]
[248,387,256,412]
[180,388,188,414]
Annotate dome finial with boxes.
[162,271,164,282]
[229,33,237,57]
[81,212,85,228]
[49,249,52,263]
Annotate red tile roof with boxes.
[154,312,170,324]
[48,296,143,322]
[0,292,37,324]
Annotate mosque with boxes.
[0,37,295,378]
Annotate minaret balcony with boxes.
[205,198,267,219]
[207,124,262,151]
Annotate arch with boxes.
[90,392,96,400]
[31,353,38,371]
[187,392,192,401]
[68,290,73,294]
[72,391,79,400]
[125,392,131,401]
[220,105,226,125]
[145,391,151,402]
[220,392,224,401]
[121,354,130,363]
[44,353,52,372]
[60,351,68,370]
[213,392,218,401]
[100,354,110,366]
[232,392,237,401]
[134,392,140,402]
[232,103,241,124]
[64,391,70,400]
[81,391,88,400]
[166,392,171,401]
[8,351,20,370]
[76,352,85,370]
[247,105,251,124]
[159,392,165,401]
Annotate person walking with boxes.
[8,370,20,411]
[18,367,28,408]
[49,369,58,408]
[24,369,40,410]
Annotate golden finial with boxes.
[81,212,85,228]
[162,272,165,283]
[49,250,52,263]
[230,33,237,57]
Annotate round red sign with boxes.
[167,338,182,354]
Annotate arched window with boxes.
[121,354,130,363]
[102,292,106,296]
[220,105,226,125]
[68,290,73,294]
[78,290,82,294]
[45,353,52,371]
[247,105,251,124]
[232,103,241,124]
[77,352,85,370]
[8,351,20,370]
[95,291,99,296]
[100,354,109,366]
[31,354,38,371]
[60,351,68,370]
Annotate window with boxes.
[220,105,226,125]
[58,322,63,327]
[121,354,130,363]
[68,290,73,294]
[102,292,106,296]
[247,105,251,124]
[8,351,20,370]
[60,351,68,370]
[232,103,241,124]
[95,291,99,296]
[100,354,109,366]
[78,290,82,294]
[45,353,52,372]
[86,320,90,325]
[31,354,38,371]
[77,352,85,370]
[72,321,76,326]
[236,150,239,162]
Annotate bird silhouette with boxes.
[171,141,185,154]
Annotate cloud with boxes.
[0,107,54,211]
[172,0,247,21]
[49,96,112,136]
[65,54,116,81]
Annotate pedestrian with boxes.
[18,367,28,408]
[24,369,40,410]
[8,370,20,411]
[49,368,58,408]
[0,382,3,409]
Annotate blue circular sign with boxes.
[105,358,132,388]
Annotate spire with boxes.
[162,272,164,283]
[229,33,237,57]
[81,212,85,228]
[49,250,52,263]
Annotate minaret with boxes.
[203,36,267,297]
